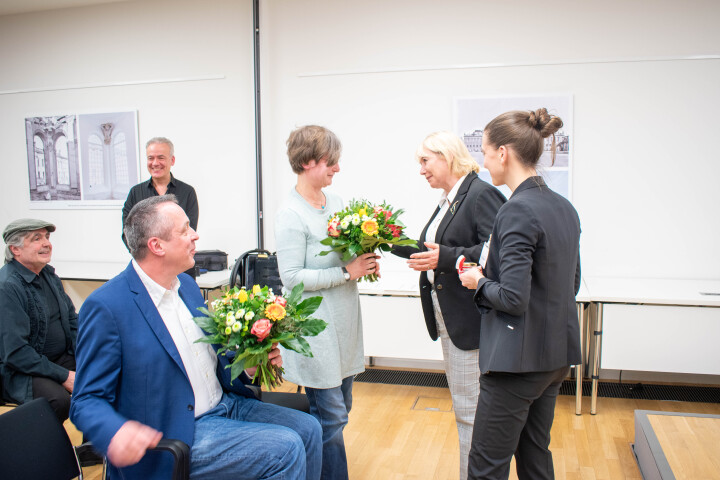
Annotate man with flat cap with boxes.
[0,218,78,421]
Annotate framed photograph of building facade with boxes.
[454,95,573,201]
[25,110,140,208]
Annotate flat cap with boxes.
[3,218,56,243]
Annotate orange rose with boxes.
[265,303,286,321]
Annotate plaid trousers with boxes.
[431,289,481,480]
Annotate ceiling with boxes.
[0,0,130,16]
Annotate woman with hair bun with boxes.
[459,108,581,480]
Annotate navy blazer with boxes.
[70,263,255,480]
[394,174,506,350]
[474,176,582,373]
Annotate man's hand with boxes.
[459,267,484,290]
[407,242,440,271]
[245,343,283,377]
[107,420,162,467]
[62,370,75,393]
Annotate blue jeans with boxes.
[304,376,354,480]
[191,393,322,480]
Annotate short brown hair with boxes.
[286,125,342,174]
[484,108,563,168]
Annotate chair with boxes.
[0,397,190,480]
[248,384,310,413]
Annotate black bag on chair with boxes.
[230,249,283,293]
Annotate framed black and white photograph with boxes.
[25,110,140,208]
[77,111,140,202]
[454,94,573,200]
[25,115,82,203]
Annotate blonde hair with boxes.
[416,131,480,176]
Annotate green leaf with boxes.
[192,315,216,332]
[297,318,328,336]
[287,282,304,305]
[296,296,323,316]
[281,336,313,357]
[229,357,246,382]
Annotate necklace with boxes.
[306,193,326,209]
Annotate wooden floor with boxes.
[3,379,719,480]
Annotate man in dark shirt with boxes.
[0,219,77,421]
[121,137,199,251]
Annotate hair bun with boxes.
[532,108,563,138]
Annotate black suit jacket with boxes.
[394,174,506,350]
[474,176,582,373]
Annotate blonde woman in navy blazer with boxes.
[393,131,505,480]
[460,109,581,480]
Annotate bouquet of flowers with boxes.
[319,199,417,281]
[193,282,327,390]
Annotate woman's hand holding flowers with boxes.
[346,252,380,281]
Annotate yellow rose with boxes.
[265,303,286,321]
[358,208,367,217]
[361,219,379,236]
[237,289,248,303]
[252,285,261,295]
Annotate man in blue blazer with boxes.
[70,195,321,480]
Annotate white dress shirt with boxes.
[424,174,467,284]
[132,260,222,417]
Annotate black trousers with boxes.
[468,366,569,480]
[32,352,75,422]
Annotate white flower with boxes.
[340,218,351,229]
[232,322,241,332]
[362,215,371,221]
[351,214,361,225]
[245,311,255,321]
[235,308,246,319]
[225,312,235,325]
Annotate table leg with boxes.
[575,302,585,415]
[591,302,604,415]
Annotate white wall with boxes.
[0,0,258,263]
[260,0,720,281]
[1,0,720,368]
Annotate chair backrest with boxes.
[0,397,80,480]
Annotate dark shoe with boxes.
[76,443,104,467]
